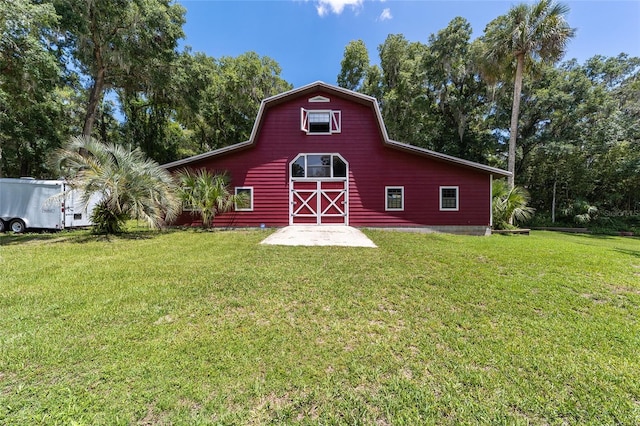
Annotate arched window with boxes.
[290,154,347,179]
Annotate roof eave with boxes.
[162,81,511,178]
[162,140,253,169]
[385,139,512,177]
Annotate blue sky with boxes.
[178,0,640,88]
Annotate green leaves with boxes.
[54,136,180,233]
[173,51,292,154]
[337,22,498,162]
[52,0,187,135]
[492,179,535,229]
[482,0,575,71]
[177,168,245,228]
[337,39,371,91]
[0,0,64,177]
[480,0,576,187]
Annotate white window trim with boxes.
[182,203,198,212]
[289,153,348,180]
[235,187,253,211]
[330,110,341,133]
[440,186,459,211]
[300,108,341,135]
[181,186,198,212]
[385,186,404,211]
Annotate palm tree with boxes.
[482,0,575,188]
[53,136,181,233]
[492,179,535,229]
[177,169,248,228]
[562,199,599,225]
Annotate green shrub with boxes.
[90,200,128,234]
[492,180,535,229]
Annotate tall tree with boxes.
[337,27,498,164]
[0,0,64,177]
[175,51,291,154]
[52,0,186,137]
[423,17,495,162]
[482,0,575,188]
[513,55,640,217]
[337,40,370,91]
[377,34,429,147]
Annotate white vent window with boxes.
[301,109,341,134]
[308,96,330,103]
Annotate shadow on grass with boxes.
[0,227,181,246]
[0,225,263,246]
[535,229,632,241]
[615,247,640,258]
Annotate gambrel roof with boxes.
[163,81,511,178]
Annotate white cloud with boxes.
[313,0,364,16]
[378,7,392,21]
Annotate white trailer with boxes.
[0,178,100,233]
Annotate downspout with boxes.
[489,174,494,228]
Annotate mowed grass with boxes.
[1,228,639,425]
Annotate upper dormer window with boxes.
[309,111,330,133]
[301,108,341,134]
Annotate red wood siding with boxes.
[169,89,492,228]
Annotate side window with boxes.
[440,186,459,211]
[235,187,253,211]
[385,186,404,211]
[181,187,197,212]
[332,156,347,177]
[301,109,341,134]
[291,156,305,178]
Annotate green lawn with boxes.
[1,229,639,425]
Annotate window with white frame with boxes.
[440,186,459,211]
[290,154,347,179]
[300,108,341,134]
[181,187,197,212]
[385,186,404,211]
[235,187,253,211]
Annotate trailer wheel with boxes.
[0,220,5,232]
[9,219,26,233]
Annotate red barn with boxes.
[164,82,510,235]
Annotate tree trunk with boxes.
[82,66,106,137]
[83,4,106,138]
[508,53,525,190]
[552,177,557,223]
[99,103,108,144]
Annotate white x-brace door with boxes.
[290,180,348,225]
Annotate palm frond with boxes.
[493,179,535,229]
[53,136,180,233]
[176,168,237,227]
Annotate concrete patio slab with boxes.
[260,225,377,248]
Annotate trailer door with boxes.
[63,185,99,228]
